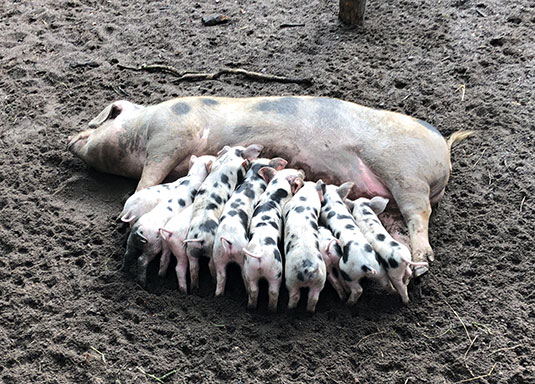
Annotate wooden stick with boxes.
[444,300,472,343]
[454,363,497,383]
[117,63,313,85]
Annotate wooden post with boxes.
[339,0,366,27]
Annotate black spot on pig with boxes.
[255,97,300,114]
[310,221,318,231]
[377,234,386,241]
[206,203,218,210]
[337,214,353,221]
[228,210,237,216]
[253,201,277,217]
[363,210,373,215]
[332,243,342,257]
[260,215,270,221]
[364,244,373,253]
[244,187,255,199]
[375,253,389,269]
[181,180,190,186]
[168,199,172,203]
[276,271,282,278]
[172,102,191,115]
[390,241,399,247]
[416,118,441,135]
[294,206,305,213]
[238,210,248,229]
[271,188,289,204]
[220,174,230,186]
[327,211,336,219]
[342,242,353,263]
[167,206,173,212]
[213,182,219,188]
[345,224,355,230]
[340,270,352,282]
[190,189,197,201]
[188,246,205,259]
[237,169,245,184]
[178,199,186,207]
[256,222,267,227]
[285,241,292,254]
[163,185,170,190]
[202,98,219,106]
[272,179,278,185]
[299,196,307,201]
[264,237,276,246]
[268,221,278,229]
[197,188,207,195]
[211,193,223,204]
[274,249,282,262]
[361,265,372,273]
[200,219,218,234]
[388,257,399,269]
[230,201,240,209]
[297,272,304,282]
[235,148,244,157]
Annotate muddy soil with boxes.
[1,0,534,383]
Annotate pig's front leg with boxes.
[122,234,139,271]
[390,181,433,277]
[287,287,301,310]
[137,254,150,287]
[307,287,322,313]
[327,269,347,301]
[158,243,172,277]
[246,278,260,309]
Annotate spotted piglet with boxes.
[346,197,428,303]
[318,226,347,301]
[119,155,213,227]
[319,182,394,305]
[158,204,194,294]
[185,144,263,290]
[212,157,288,297]
[243,168,305,311]
[283,180,327,313]
[122,156,215,286]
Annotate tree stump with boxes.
[339,0,366,27]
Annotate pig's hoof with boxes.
[414,265,429,277]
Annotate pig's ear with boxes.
[205,160,213,173]
[345,199,355,211]
[336,182,354,201]
[315,179,326,203]
[297,169,306,179]
[217,146,231,158]
[327,239,342,258]
[242,144,264,161]
[269,157,288,171]
[258,167,277,185]
[368,196,389,215]
[291,178,304,195]
[88,102,122,128]
[188,155,197,170]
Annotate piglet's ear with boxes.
[205,160,213,173]
[368,196,389,215]
[88,102,122,128]
[336,182,354,201]
[315,179,326,203]
[345,199,355,211]
[188,155,198,170]
[242,144,264,162]
[242,160,251,171]
[269,157,288,171]
[217,146,231,158]
[258,167,277,185]
[291,178,304,195]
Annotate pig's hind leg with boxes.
[390,181,433,277]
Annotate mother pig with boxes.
[67,96,470,275]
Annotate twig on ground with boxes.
[422,327,453,340]
[280,23,306,28]
[463,335,478,360]
[476,9,487,17]
[470,148,487,168]
[472,322,493,335]
[444,300,472,343]
[490,344,522,355]
[117,63,313,85]
[356,329,388,347]
[455,362,497,383]
[519,195,526,213]
[457,84,466,101]
[137,367,177,383]
[90,346,106,364]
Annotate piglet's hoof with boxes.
[414,265,429,277]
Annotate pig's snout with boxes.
[67,130,94,152]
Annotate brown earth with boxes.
[1,0,534,383]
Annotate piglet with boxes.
[121,156,213,286]
[158,204,194,294]
[319,182,394,305]
[283,180,327,312]
[119,155,213,226]
[212,157,288,296]
[185,144,263,290]
[346,197,428,303]
[318,226,347,301]
[243,168,305,311]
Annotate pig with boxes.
[158,205,194,294]
[346,197,429,303]
[119,155,214,226]
[184,144,263,290]
[282,180,327,313]
[242,168,305,312]
[212,157,288,297]
[122,162,206,286]
[318,226,347,301]
[319,182,395,305]
[68,96,472,274]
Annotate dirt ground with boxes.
[1,0,534,383]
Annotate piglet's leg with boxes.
[287,287,301,310]
[175,250,189,294]
[267,279,281,312]
[391,181,433,276]
[390,275,410,304]
[122,234,138,271]
[187,255,200,291]
[214,263,227,297]
[246,279,260,309]
[306,287,322,313]
[137,254,149,288]
[328,268,347,301]
[346,282,363,306]
[158,243,171,277]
